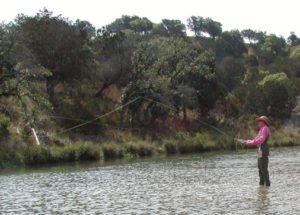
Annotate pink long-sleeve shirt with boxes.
[246,124,271,145]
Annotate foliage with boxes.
[122,37,218,127]
[187,16,222,39]
[152,19,186,37]
[22,142,101,165]
[102,143,124,160]
[126,141,154,157]
[1,9,300,168]
[215,30,247,59]
[258,73,297,118]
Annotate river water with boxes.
[1,147,300,214]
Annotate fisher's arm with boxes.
[244,126,270,145]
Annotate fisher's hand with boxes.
[235,138,247,144]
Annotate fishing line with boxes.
[56,96,142,135]
[141,96,245,150]
[12,94,243,150]
[141,96,234,139]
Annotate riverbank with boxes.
[1,126,300,169]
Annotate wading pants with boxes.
[258,157,270,186]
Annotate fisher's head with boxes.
[255,116,270,128]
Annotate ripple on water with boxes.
[1,147,300,214]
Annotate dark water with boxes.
[1,147,300,214]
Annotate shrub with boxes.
[102,143,124,160]
[126,142,154,157]
[50,144,77,162]
[23,145,51,165]
[164,140,177,155]
[0,114,10,139]
[76,143,101,161]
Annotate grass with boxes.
[163,132,232,155]
[0,141,101,167]
[268,127,300,147]
[23,142,101,165]
[125,141,155,157]
[102,143,124,160]
[1,127,300,169]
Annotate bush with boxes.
[268,127,300,147]
[102,143,124,160]
[0,114,10,139]
[126,142,154,157]
[50,144,77,162]
[23,142,101,165]
[164,140,177,155]
[177,141,204,154]
[76,143,101,161]
[24,145,52,165]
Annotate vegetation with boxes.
[1,9,300,168]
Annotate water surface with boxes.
[1,147,300,214]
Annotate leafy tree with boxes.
[257,34,286,65]
[289,45,300,59]
[106,15,153,35]
[258,73,297,118]
[187,16,222,39]
[152,19,186,37]
[215,30,247,59]
[287,32,300,46]
[216,57,246,92]
[16,9,93,101]
[92,29,136,97]
[187,16,205,37]
[241,29,257,44]
[106,15,137,32]
[122,37,217,126]
[203,18,222,39]
[0,22,51,138]
[289,45,300,77]
[130,17,153,35]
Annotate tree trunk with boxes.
[95,83,109,97]
[46,79,55,102]
[183,104,187,121]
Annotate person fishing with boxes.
[237,116,271,187]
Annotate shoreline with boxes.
[1,137,300,171]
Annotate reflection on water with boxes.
[1,147,300,214]
[256,187,269,214]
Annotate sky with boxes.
[0,0,299,38]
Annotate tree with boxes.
[16,9,93,101]
[289,45,300,77]
[241,29,257,44]
[130,17,153,35]
[187,16,222,39]
[288,32,300,46]
[216,57,246,92]
[152,19,186,37]
[0,22,51,138]
[122,37,217,127]
[106,15,153,35]
[215,30,247,59]
[257,34,286,65]
[258,73,297,118]
[203,18,222,39]
[187,16,205,37]
[92,29,136,97]
[289,45,300,59]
